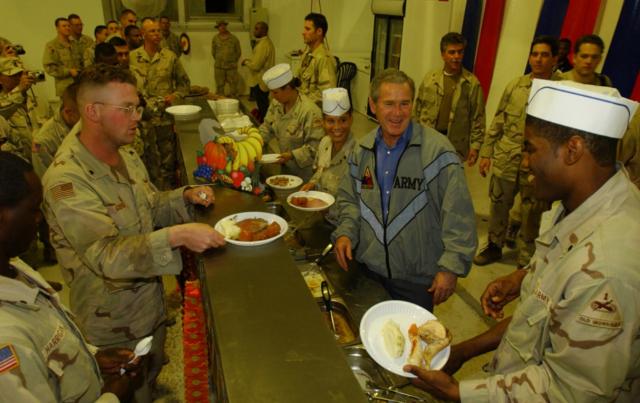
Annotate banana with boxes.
[243,137,262,160]
[237,142,249,167]
[232,149,241,171]
[243,139,258,161]
[248,129,264,146]
[224,160,232,173]
[217,135,234,144]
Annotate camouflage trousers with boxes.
[214,67,239,97]
[141,120,176,190]
[99,324,166,403]
[487,173,549,267]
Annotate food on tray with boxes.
[381,319,405,358]
[290,196,328,209]
[268,176,290,187]
[219,218,281,242]
[322,310,356,345]
[302,271,325,297]
[406,320,451,369]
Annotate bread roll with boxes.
[381,319,405,358]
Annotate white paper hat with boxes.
[262,63,293,90]
[322,87,351,116]
[527,79,638,139]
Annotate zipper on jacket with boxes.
[382,141,412,280]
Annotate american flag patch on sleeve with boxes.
[0,344,19,373]
[50,183,75,200]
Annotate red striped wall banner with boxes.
[559,0,603,48]
[631,73,640,101]
[473,0,507,99]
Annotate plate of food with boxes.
[261,153,280,164]
[165,105,201,120]
[360,300,451,378]
[214,212,288,246]
[287,190,335,211]
[266,175,303,190]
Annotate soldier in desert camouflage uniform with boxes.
[42,64,224,401]
[211,20,241,97]
[42,17,82,97]
[0,57,39,160]
[259,64,324,182]
[297,13,337,105]
[130,17,190,190]
[404,80,640,403]
[0,151,139,402]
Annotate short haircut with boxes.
[77,64,137,106]
[530,35,559,56]
[94,25,107,36]
[124,25,140,37]
[0,151,34,208]
[440,32,467,52]
[369,68,415,103]
[107,20,118,26]
[305,13,328,37]
[67,13,80,21]
[575,34,605,54]
[256,21,269,34]
[55,17,68,27]
[120,8,136,18]
[140,17,156,26]
[61,82,79,110]
[108,36,127,47]
[94,42,117,64]
[525,114,617,167]
[159,16,170,22]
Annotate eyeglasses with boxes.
[93,102,143,118]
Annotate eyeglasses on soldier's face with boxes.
[93,102,143,118]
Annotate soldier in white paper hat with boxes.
[404,79,640,403]
[258,63,324,181]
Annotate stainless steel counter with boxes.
[174,100,368,403]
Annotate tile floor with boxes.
[31,109,524,399]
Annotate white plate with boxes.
[360,300,450,378]
[261,153,280,164]
[214,212,288,246]
[266,175,303,190]
[165,105,201,120]
[286,191,335,212]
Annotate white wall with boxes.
[1,0,105,113]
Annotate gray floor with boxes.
[32,109,522,398]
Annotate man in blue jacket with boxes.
[333,68,477,310]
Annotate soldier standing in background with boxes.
[560,34,612,87]
[241,21,275,121]
[211,20,241,97]
[42,64,224,401]
[474,36,562,269]
[159,16,182,58]
[297,13,337,105]
[43,17,82,97]
[83,25,108,67]
[130,17,190,189]
[68,14,94,68]
[414,32,486,165]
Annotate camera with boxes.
[27,70,46,82]
[12,45,25,55]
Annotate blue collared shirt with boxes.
[375,122,413,221]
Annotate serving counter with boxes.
[174,100,368,403]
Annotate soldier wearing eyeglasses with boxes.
[41,64,225,401]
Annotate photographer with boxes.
[0,57,40,160]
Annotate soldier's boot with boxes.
[473,242,503,266]
[504,221,521,249]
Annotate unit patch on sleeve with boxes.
[576,285,623,329]
[361,167,374,189]
[0,344,20,373]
